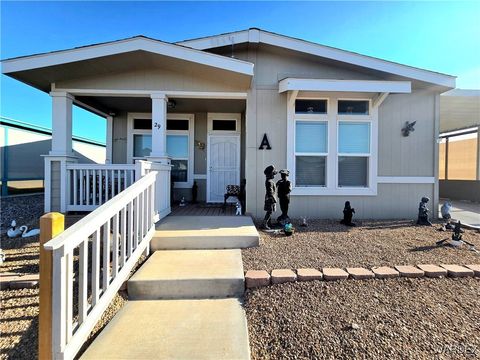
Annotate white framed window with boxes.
[207,113,241,134]
[287,94,378,196]
[127,112,194,188]
[167,114,194,188]
[337,121,371,187]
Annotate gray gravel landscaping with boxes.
[244,278,480,360]
[243,219,480,270]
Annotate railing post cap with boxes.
[41,212,65,221]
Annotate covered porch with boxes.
[1,36,253,219]
[44,89,248,218]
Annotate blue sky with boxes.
[1,1,479,143]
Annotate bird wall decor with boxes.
[402,121,416,137]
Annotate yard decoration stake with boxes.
[39,212,65,360]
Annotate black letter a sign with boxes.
[259,133,272,150]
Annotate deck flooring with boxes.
[171,203,236,216]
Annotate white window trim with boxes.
[207,112,241,134]
[127,112,195,188]
[288,94,378,196]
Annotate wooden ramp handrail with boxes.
[41,171,157,360]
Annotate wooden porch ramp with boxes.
[81,216,258,359]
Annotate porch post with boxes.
[150,93,168,158]
[106,115,113,164]
[44,91,77,213]
[147,92,171,222]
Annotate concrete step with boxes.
[128,249,245,299]
[81,298,250,360]
[151,216,259,250]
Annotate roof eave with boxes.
[1,37,254,77]
[179,28,456,89]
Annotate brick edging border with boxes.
[245,264,480,289]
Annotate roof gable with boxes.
[2,36,254,77]
[178,28,455,88]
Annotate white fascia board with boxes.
[2,37,254,76]
[279,78,412,93]
[177,30,251,49]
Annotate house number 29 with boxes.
[154,122,161,129]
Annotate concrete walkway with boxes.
[82,216,257,359]
[439,199,480,227]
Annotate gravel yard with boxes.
[245,278,480,359]
[0,195,133,359]
[242,219,480,270]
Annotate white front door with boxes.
[207,135,240,203]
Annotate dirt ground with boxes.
[242,219,480,270]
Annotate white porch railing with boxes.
[66,164,136,212]
[44,171,157,359]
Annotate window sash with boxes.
[295,155,327,187]
[338,121,371,154]
[338,156,369,187]
[295,120,328,154]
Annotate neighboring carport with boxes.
[439,89,480,204]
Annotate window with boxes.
[167,135,189,182]
[129,113,194,187]
[212,119,237,131]
[167,119,189,131]
[133,134,152,157]
[295,99,327,114]
[134,118,152,130]
[338,100,369,115]
[288,96,376,195]
[338,122,370,187]
[295,121,328,186]
[166,117,192,186]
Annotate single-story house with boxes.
[1,28,456,219]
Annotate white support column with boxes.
[147,92,171,222]
[50,91,74,156]
[106,115,113,164]
[150,92,168,160]
[44,91,77,213]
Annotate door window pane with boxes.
[171,160,188,182]
[167,119,189,131]
[338,100,369,115]
[295,156,326,186]
[338,156,368,187]
[295,121,328,153]
[212,120,236,131]
[295,100,327,114]
[133,135,152,157]
[166,135,188,158]
[339,122,370,153]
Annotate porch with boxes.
[44,91,248,218]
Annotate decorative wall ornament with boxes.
[402,121,416,137]
[259,133,272,150]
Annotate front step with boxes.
[80,298,250,360]
[128,250,245,299]
[151,216,259,250]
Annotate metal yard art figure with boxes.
[340,201,356,226]
[416,197,433,226]
[262,165,278,230]
[436,221,478,253]
[276,169,292,226]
